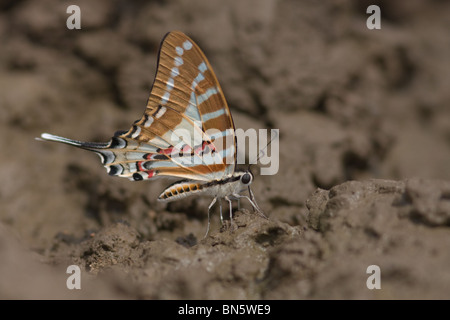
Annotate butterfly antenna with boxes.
[244,130,277,219]
[247,129,278,171]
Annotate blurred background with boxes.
[0,0,449,299]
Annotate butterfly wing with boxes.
[40,31,236,182]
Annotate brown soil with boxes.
[1,0,450,299]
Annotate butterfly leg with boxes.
[232,193,268,219]
[224,196,233,221]
[205,197,217,238]
[225,196,237,231]
[248,186,268,219]
[219,199,224,225]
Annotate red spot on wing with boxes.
[137,161,145,171]
[159,147,175,155]
[181,145,192,153]
[157,142,214,157]
[206,141,216,153]
[194,141,215,154]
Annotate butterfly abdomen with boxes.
[158,181,204,202]
[158,173,245,203]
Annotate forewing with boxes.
[118,31,236,181]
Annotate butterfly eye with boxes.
[241,173,251,185]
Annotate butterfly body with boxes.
[38,31,266,235]
[158,170,252,203]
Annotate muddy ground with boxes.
[1,1,450,299]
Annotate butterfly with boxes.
[39,31,266,236]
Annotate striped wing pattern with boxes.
[43,31,237,183]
